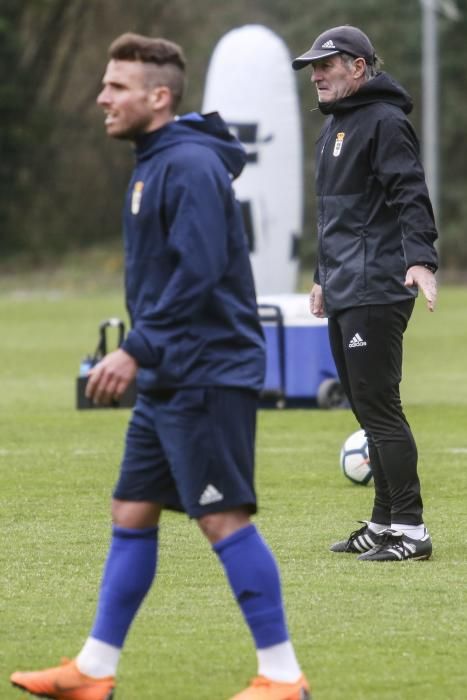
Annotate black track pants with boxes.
[328,300,423,526]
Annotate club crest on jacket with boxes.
[131,181,144,215]
[333,132,345,157]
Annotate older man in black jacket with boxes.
[293,25,438,562]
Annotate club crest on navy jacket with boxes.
[120,112,265,393]
[314,72,438,317]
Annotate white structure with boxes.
[203,25,303,294]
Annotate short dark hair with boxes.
[108,33,186,111]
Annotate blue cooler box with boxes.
[257,294,342,408]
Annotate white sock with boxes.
[391,523,426,540]
[257,640,302,683]
[368,521,388,534]
[76,637,121,678]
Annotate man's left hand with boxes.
[405,265,437,312]
[85,348,138,405]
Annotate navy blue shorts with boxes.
[113,387,258,518]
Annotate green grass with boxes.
[1,280,467,699]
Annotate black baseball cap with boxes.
[292,25,376,70]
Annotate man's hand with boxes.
[309,283,326,318]
[405,265,437,312]
[85,348,138,405]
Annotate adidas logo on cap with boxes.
[322,39,336,49]
[348,332,367,348]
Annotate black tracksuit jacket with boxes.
[314,71,438,317]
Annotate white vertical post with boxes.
[421,0,439,222]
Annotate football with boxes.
[340,429,373,485]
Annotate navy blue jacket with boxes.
[314,72,438,317]
[120,112,265,393]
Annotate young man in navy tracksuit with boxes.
[11,33,310,700]
[293,26,438,562]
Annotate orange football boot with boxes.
[10,658,115,700]
[229,674,311,700]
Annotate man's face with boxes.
[97,59,158,139]
[310,55,358,103]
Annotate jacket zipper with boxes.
[317,119,336,295]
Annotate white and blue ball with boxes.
[340,429,373,485]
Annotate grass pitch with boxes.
[1,281,467,699]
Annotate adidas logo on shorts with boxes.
[348,332,367,348]
[199,484,224,506]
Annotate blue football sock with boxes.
[213,524,289,649]
[91,525,158,647]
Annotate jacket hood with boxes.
[134,111,247,179]
[319,71,413,116]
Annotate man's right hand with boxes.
[309,283,326,318]
[85,348,138,405]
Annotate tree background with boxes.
[2,0,466,274]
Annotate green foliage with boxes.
[0,3,26,242]
[0,1,69,256]
[1,1,467,269]
[1,281,467,698]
